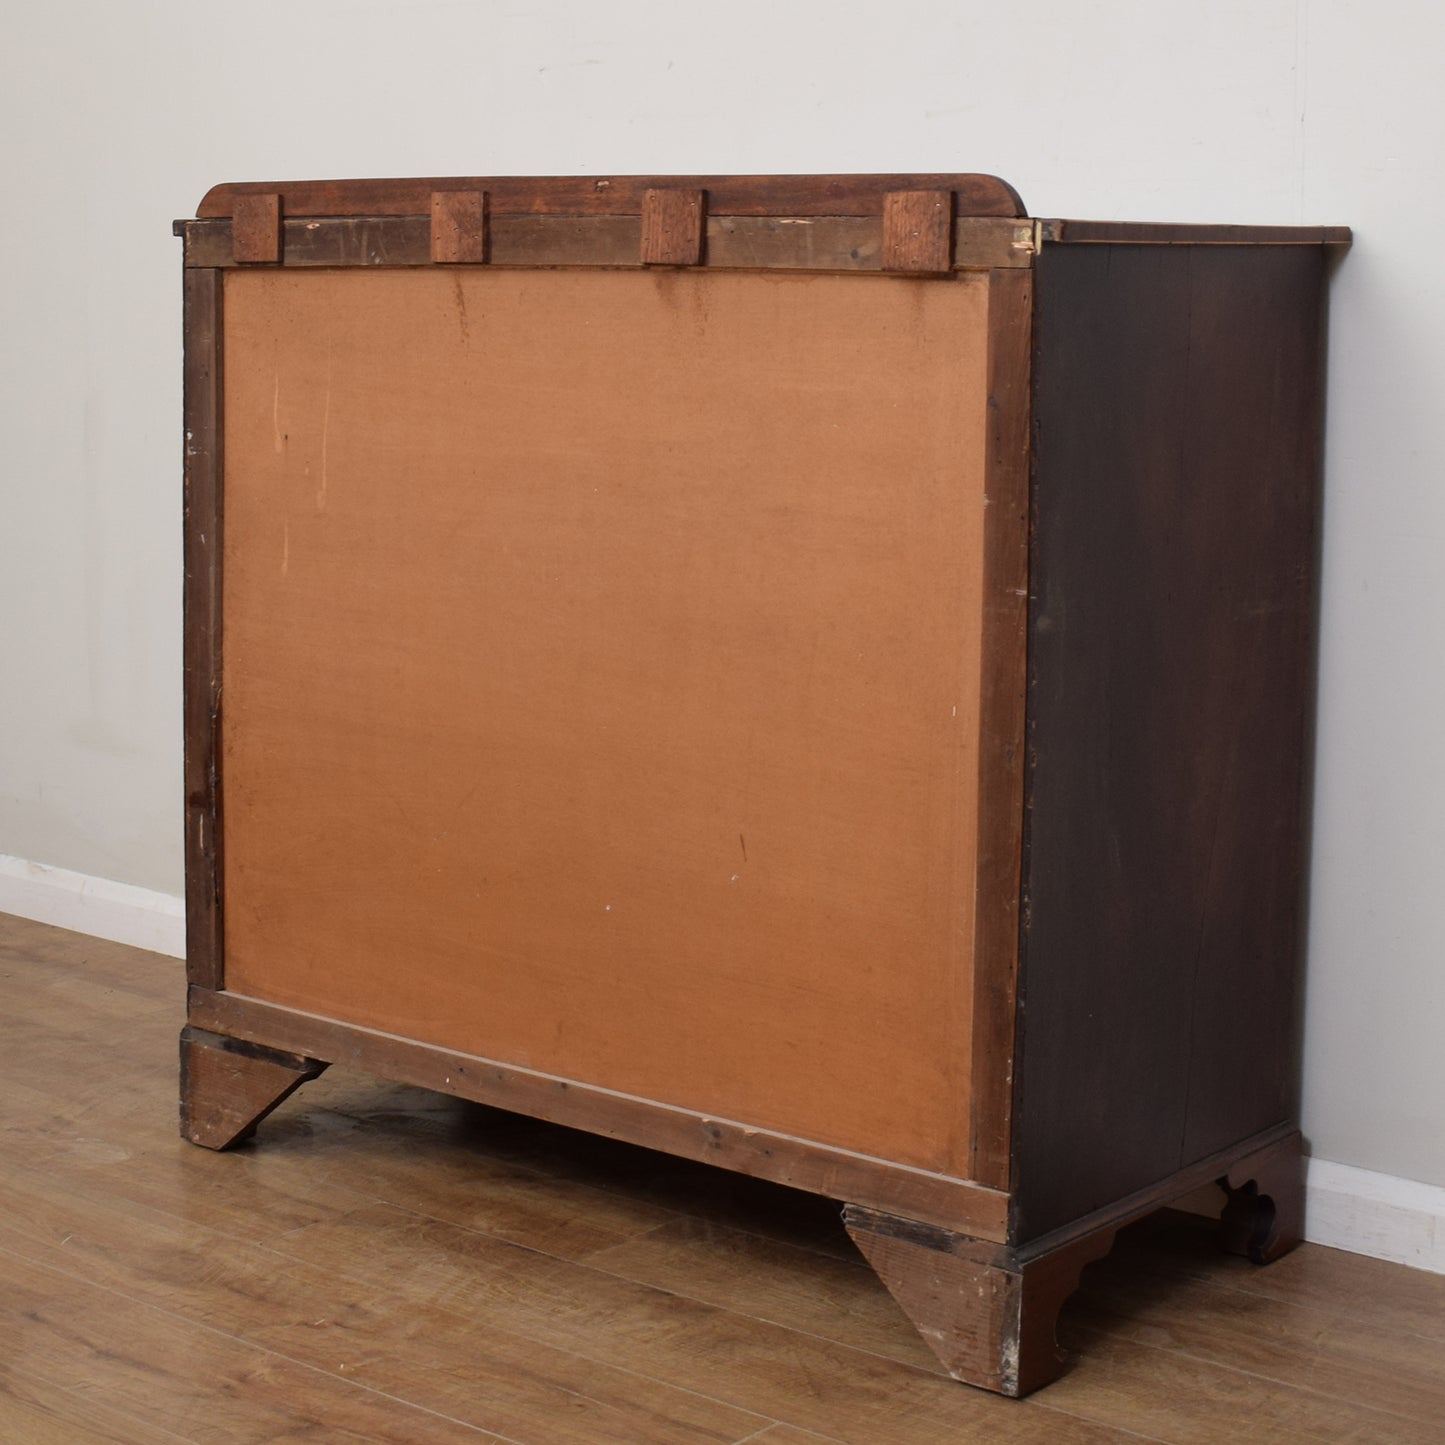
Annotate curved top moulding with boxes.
[195,173,1028,220]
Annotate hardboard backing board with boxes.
[220,264,991,1175]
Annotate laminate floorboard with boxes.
[3,913,1443,1443]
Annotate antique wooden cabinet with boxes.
[175,174,1347,1396]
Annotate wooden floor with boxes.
[3,914,1443,1444]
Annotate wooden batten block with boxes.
[641,188,706,266]
[231,193,282,264]
[882,189,955,274]
[430,189,488,263]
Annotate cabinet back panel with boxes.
[219,266,989,1175]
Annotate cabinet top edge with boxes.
[1040,218,1351,247]
[195,174,1028,221]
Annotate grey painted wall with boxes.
[2,0,1440,1188]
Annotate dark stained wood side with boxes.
[1020,1119,1297,1255]
[968,267,1033,1189]
[182,268,224,990]
[1012,242,1328,1242]
[1041,219,1351,248]
[196,172,1026,220]
[843,1117,1304,1396]
[1220,1128,1305,1265]
[186,987,1012,1242]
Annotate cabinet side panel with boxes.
[219,266,991,1176]
[1015,243,1324,1240]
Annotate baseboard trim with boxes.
[1304,1157,1445,1275]
[0,853,185,958]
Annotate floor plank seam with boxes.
[1115,1263,1445,1343]
[0,1241,519,1441]
[570,1251,955,1378]
[1024,1395,1173,1444]
[1073,1322,1444,1430]
[0,1147,781,1438]
[1084,1273,1445,1350]
[247,1215,925,1436]
[277,1194,978,1394]
[2,1364,203,1445]
[158,1212,783,1434]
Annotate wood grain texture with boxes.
[641,187,705,265]
[230,192,280,263]
[846,1207,1119,1397]
[430,189,487,263]
[954,217,1039,269]
[1014,242,1328,1241]
[1042,219,1351,247]
[181,268,223,990]
[5,912,1444,1440]
[0,1375,190,1445]
[882,190,955,274]
[196,172,1028,220]
[180,213,1038,273]
[217,264,991,1177]
[178,1024,327,1148]
[968,267,1033,1189]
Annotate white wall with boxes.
[3,0,1442,1192]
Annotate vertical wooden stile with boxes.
[182,267,225,990]
[968,267,1034,1192]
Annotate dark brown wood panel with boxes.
[1042,219,1350,247]
[181,268,224,990]
[196,172,1027,220]
[179,214,1039,273]
[1012,242,1327,1241]
[968,267,1034,1189]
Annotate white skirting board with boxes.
[0,853,185,959]
[1,852,1441,1274]
[1305,1159,1445,1275]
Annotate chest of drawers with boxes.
[176,174,1345,1394]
